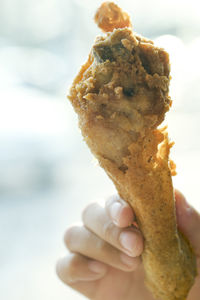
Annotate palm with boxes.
[90,264,154,300]
[57,193,200,300]
[89,259,200,300]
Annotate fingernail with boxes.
[120,253,137,267]
[110,202,122,225]
[119,231,139,256]
[88,261,107,274]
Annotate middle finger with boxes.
[64,225,141,272]
[82,202,143,257]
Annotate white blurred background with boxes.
[0,0,200,299]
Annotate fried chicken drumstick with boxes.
[68,2,197,300]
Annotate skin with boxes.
[56,191,200,300]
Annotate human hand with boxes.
[175,190,200,300]
[56,192,200,300]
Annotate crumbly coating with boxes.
[94,1,132,32]
[68,2,197,300]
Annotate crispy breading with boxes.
[94,1,132,32]
[68,2,197,300]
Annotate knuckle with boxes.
[105,194,120,207]
[56,259,62,278]
[82,202,98,223]
[105,196,115,207]
[56,254,80,285]
[56,258,70,283]
[68,255,80,277]
[64,225,80,248]
[95,236,107,252]
[103,219,116,240]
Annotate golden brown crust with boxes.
[68,3,197,300]
[69,27,171,170]
[94,2,132,32]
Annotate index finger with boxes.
[105,195,135,228]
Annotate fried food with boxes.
[94,1,132,32]
[68,2,197,299]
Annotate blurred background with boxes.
[0,0,200,299]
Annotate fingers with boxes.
[175,189,200,257]
[56,254,107,299]
[105,195,135,228]
[57,194,143,298]
[82,201,143,258]
[56,253,107,285]
[64,225,141,272]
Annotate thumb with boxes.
[175,189,200,257]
